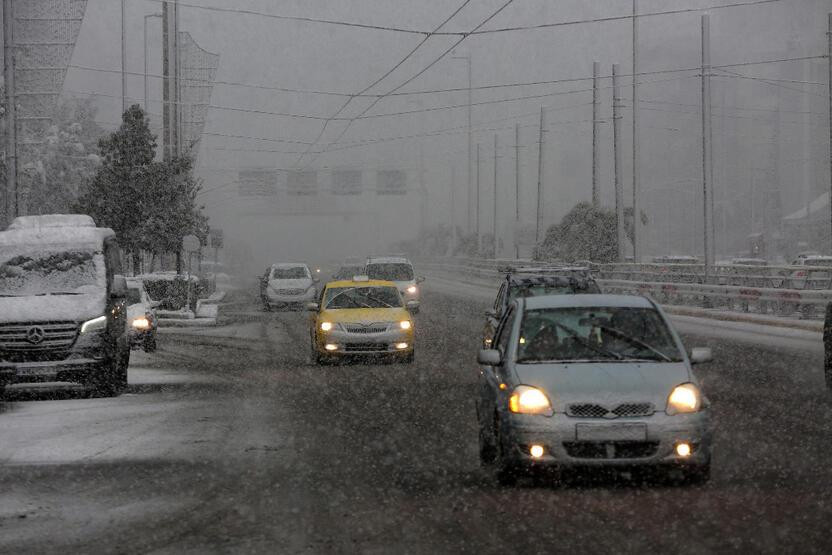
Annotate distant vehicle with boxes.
[0,214,130,397]
[262,263,318,310]
[728,258,768,267]
[788,255,832,289]
[476,294,713,486]
[652,255,700,265]
[365,255,424,313]
[332,264,365,281]
[483,266,600,348]
[307,276,415,364]
[126,278,158,353]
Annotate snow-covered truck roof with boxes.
[0,216,115,248]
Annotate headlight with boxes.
[320,322,333,331]
[508,385,553,416]
[399,320,411,330]
[667,383,702,414]
[406,285,417,294]
[80,315,107,334]
[132,317,150,330]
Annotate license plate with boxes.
[576,423,647,441]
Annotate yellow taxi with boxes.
[308,276,415,364]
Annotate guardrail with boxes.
[418,257,832,320]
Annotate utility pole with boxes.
[145,13,162,113]
[514,122,521,258]
[828,13,832,250]
[162,0,179,161]
[535,107,546,243]
[493,134,498,258]
[613,64,625,262]
[3,0,17,222]
[476,142,481,254]
[452,54,473,234]
[701,14,714,275]
[450,163,457,254]
[632,0,641,261]
[592,61,600,206]
[121,0,127,113]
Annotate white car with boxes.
[262,263,318,310]
[126,278,158,352]
[365,256,424,313]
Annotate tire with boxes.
[494,416,519,486]
[478,417,497,467]
[310,336,324,365]
[143,333,157,353]
[401,352,415,364]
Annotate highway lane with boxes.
[1,286,831,553]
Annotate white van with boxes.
[0,215,130,396]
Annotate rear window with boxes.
[507,282,599,303]
[271,266,309,279]
[366,263,413,281]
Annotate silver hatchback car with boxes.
[476,294,713,485]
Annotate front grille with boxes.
[0,321,79,352]
[563,441,659,459]
[567,402,654,419]
[344,343,388,352]
[275,288,305,295]
[0,350,71,363]
[343,323,390,334]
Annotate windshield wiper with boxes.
[597,326,673,362]
[361,294,394,308]
[549,321,623,360]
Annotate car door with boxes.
[483,283,506,347]
[478,304,516,425]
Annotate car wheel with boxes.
[494,416,518,486]
[478,415,497,466]
[143,333,157,353]
[680,463,711,485]
[401,352,415,364]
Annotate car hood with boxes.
[268,278,312,289]
[513,361,691,409]
[319,307,411,324]
[0,294,107,324]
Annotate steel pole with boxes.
[476,142,481,254]
[515,122,521,258]
[467,56,473,234]
[121,0,127,113]
[828,14,832,251]
[613,64,626,262]
[701,14,714,276]
[535,106,546,243]
[632,0,641,261]
[493,134,498,257]
[592,60,600,206]
[3,0,18,222]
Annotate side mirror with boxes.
[477,349,502,366]
[305,302,319,312]
[485,309,498,319]
[416,276,426,284]
[690,347,713,365]
[406,300,419,310]
[110,275,127,299]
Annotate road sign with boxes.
[209,228,224,249]
[182,234,201,252]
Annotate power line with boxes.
[294,0,477,166]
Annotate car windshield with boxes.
[333,266,363,280]
[271,266,308,279]
[0,245,106,297]
[126,287,143,305]
[324,286,402,309]
[516,306,682,363]
[366,263,413,281]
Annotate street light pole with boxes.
[122,0,127,113]
[632,0,641,261]
[3,0,18,222]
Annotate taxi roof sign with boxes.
[352,275,370,282]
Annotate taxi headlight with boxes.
[80,315,107,334]
[508,385,553,416]
[406,285,417,294]
[667,383,702,414]
[320,322,333,332]
[132,317,150,330]
[399,320,411,330]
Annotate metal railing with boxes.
[418,257,832,320]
